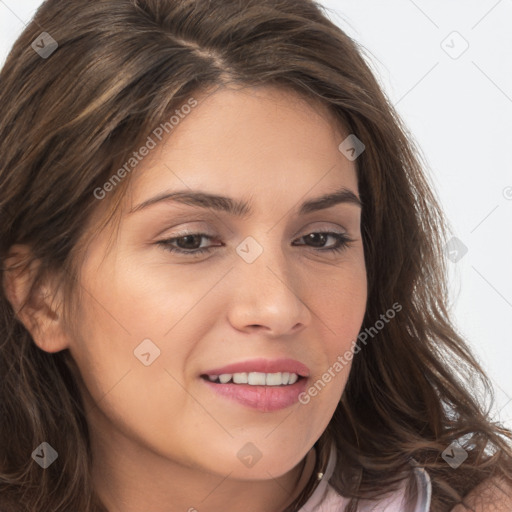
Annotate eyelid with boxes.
[294,220,350,237]
[155,217,353,242]
[152,220,214,240]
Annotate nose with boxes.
[226,238,312,337]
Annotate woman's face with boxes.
[69,85,367,481]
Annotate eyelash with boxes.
[157,230,354,257]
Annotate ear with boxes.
[2,244,70,353]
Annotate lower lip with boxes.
[201,377,308,412]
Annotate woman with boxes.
[0,0,511,510]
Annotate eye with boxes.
[292,232,353,253]
[156,230,354,257]
[157,233,218,257]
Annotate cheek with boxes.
[100,252,220,337]
[306,262,367,394]
[311,260,367,345]
[289,265,365,411]
[67,277,205,461]
[67,252,217,414]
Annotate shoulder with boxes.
[450,477,512,512]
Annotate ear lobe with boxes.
[2,244,70,353]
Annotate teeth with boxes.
[248,372,267,385]
[207,372,300,386]
[232,372,248,384]
[265,372,282,386]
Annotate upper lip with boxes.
[202,358,310,378]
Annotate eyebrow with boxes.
[129,186,362,217]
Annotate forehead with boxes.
[125,84,356,209]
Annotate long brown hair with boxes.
[1,1,511,510]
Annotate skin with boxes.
[4,85,368,512]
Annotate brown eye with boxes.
[157,230,353,258]
[293,232,353,253]
[157,233,218,256]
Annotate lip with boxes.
[200,358,310,412]
[202,358,310,378]
[201,376,308,412]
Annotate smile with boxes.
[203,372,300,386]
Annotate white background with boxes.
[1,0,511,428]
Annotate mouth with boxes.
[200,372,303,386]
[199,358,310,412]
[201,357,310,381]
